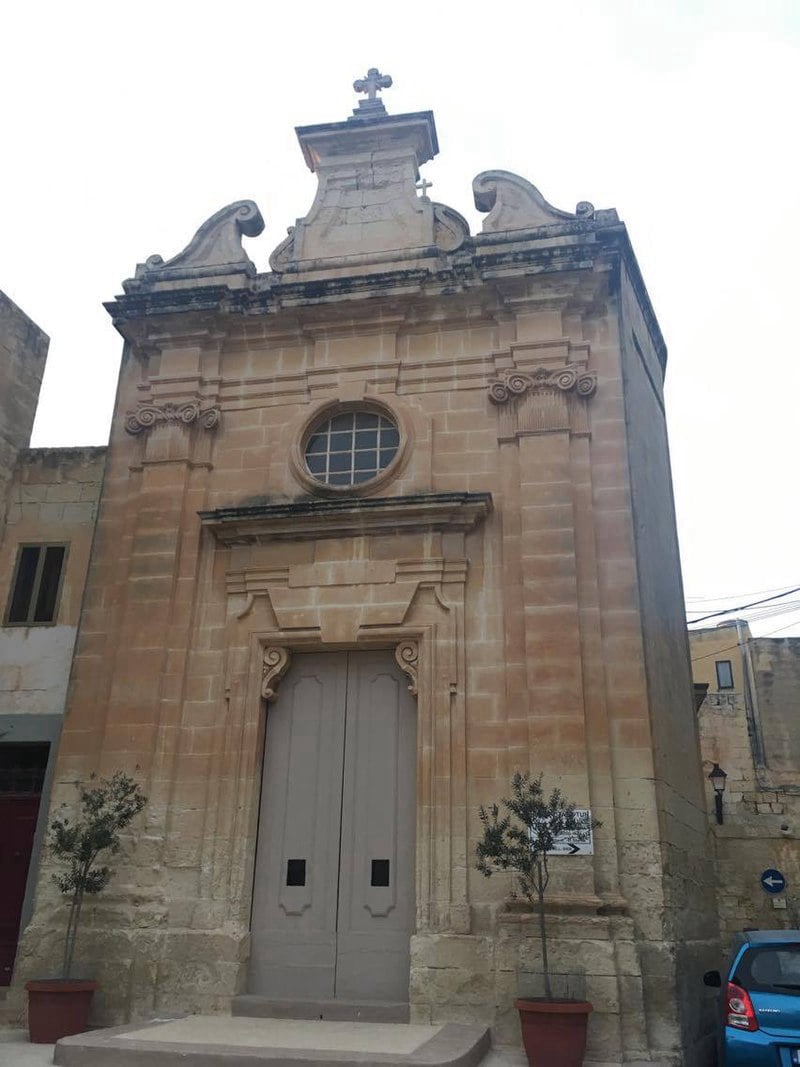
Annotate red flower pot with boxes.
[515,998,593,1067]
[25,979,98,1043]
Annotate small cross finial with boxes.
[353,67,393,102]
[416,178,433,199]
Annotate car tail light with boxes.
[726,981,759,1031]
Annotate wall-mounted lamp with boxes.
[708,762,728,825]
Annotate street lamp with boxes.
[708,762,728,825]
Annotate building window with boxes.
[5,544,67,626]
[0,743,50,794]
[715,659,734,690]
[304,410,400,488]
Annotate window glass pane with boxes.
[355,430,378,449]
[306,434,327,454]
[7,546,41,624]
[353,450,377,471]
[33,546,66,623]
[328,471,351,485]
[0,743,50,794]
[352,469,374,484]
[380,447,398,466]
[715,660,734,689]
[329,452,351,473]
[330,414,354,432]
[306,454,326,475]
[380,427,400,449]
[737,945,800,996]
[329,432,352,452]
[355,413,379,429]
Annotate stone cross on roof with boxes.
[353,68,392,102]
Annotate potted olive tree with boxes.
[26,771,146,1043]
[476,772,595,1067]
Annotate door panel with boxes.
[248,655,348,999]
[335,653,416,1001]
[248,649,416,1004]
[0,796,42,982]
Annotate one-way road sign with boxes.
[761,869,787,894]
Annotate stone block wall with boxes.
[0,447,106,716]
[0,292,49,533]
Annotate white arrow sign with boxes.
[547,809,594,856]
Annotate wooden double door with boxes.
[249,650,416,1004]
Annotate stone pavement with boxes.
[0,1028,54,1065]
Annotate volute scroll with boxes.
[395,640,419,697]
[262,646,292,702]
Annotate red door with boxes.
[0,743,49,984]
[0,796,42,982]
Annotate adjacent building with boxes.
[693,621,800,940]
[0,291,106,986]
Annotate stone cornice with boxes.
[104,223,666,375]
[199,491,492,545]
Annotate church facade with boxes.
[13,77,718,1064]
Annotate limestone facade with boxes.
[12,86,718,1065]
[693,622,800,943]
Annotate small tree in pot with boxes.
[26,771,146,1043]
[475,772,596,1067]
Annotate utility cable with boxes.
[686,584,799,603]
[686,585,800,626]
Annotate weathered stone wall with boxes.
[617,264,719,1064]
[0,292,49,533]
[751,639,800,774]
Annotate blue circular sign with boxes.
[761,869,787,894]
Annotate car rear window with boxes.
[735,945,800,996]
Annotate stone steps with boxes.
[54,1015,492,1067]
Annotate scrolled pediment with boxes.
[473,170,594,233]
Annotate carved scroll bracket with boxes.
[262,646,291,702]
[395,639,419,697]
[125,401,221,436]
[488,366,597,405]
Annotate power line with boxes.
[686,584,799,603]
[686,586,800,626]
[690,620,800,662]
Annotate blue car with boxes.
[704,930,800,1065]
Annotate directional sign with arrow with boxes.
[761,869,787,894]
[547,809,594,856]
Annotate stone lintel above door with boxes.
[200,491,492,546]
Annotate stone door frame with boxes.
[243,621,468,940]
[217,591,471,974]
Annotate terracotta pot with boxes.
[25,979,98,1043]
[515,998,593,1067]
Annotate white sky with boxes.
[2,1,799,635]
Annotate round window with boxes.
[304,409,400,487]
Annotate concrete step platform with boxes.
[54,1015,491,1067]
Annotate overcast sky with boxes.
[3,1,799,636]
